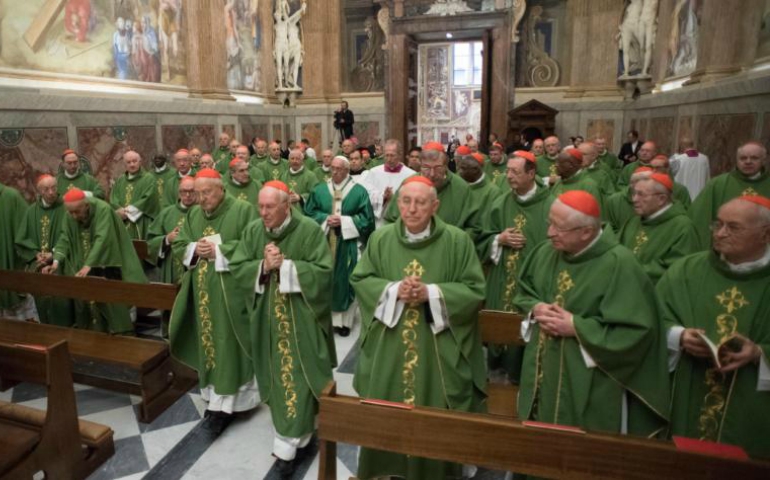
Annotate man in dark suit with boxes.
[619,130,642,166]
[333,100,355,142]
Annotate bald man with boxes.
[280,148,319,206]
[619,141,657,186]
[671,137,710,200]
[550,149,602,203]
[109,150,160,240]
[257,142,290,181]
[214,133,232,166]
[56,149,105,199]
[659,196,770,457]
[536,136,561,185]
[595,137,622,180]
[579,141,616,200]
[249,139,270,167]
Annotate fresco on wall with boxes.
[0,128,69,202]
[161,125,215,156]
[0,0,186,85]
[225,0,262,92]
[667,0,701,77]
[697,113,756,176]
[77,126,157,194]
[300,123,322,153]
[586,119,615,151]
[353,121,380,149]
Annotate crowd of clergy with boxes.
[0,128,769,479]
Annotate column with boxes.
[185,0,233,101]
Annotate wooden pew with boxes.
[316,382,770,480]
[132,239,150,261]
[479,309,524,418]
[0,340,114,480]
[0,270,196,423]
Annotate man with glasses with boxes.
[358,139,415,229]
[690,142,770,249]
[619,173,698,284]
[225,158,262,207]
[658,195,770,458]
[514,190,669,437]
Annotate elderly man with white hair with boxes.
[513,190,669,437]
[305,155,375,337]
[168,168,259,434]
[257,141,290,181]
[109,150,160,240]
[358,138,416,228]
[604,166,653,232]
[162,148,194,208]
[315,149,334,183]
[659,195,770,458]
[281,148,319,206]
[230,180,335,477]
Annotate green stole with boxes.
[149,166,176,201]
[224,177,262,208]
[109,169,160,240]
[0,185,29,309]
[258,158,289,181]
[56,171,105,199]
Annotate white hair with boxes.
[630,170,652,184]
[554,199,601,229]
[332,155,350,168]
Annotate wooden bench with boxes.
[316,382,770,480]
[0,340,114,480]
[479,309,524,418]
[0,270,197,423]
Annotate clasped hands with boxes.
[681,329,761,373]
[263,242,284,272]
[327,214,342,228]
[533,302,576,337]
[397,276,429,304]
[195,239,217,259]
[499,228,526,250]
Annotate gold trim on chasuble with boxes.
[742,187,758,196]
[502,215,527,312]
[80,230,99,325]
[549,163,557,176]
[273,273,298,419]
[402,259,425,405]
[699,286,749,441]
[532,269,574,420]
[40,215,51,253]
[271,168,281,180]
[236,193,248,202]
[632,229,649,255]
[492,169,504,183]
[197,226,217,371]
[124,184,134,206]
[173,216,187,281]
[156,178,164,198]
[327,189,344,263]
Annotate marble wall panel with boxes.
[697,113,757,176]
[586,119,615,151]
[678,116,694,145]
[0,128,69,202]
[647,117,676,155]
[354,121,381,148]
[638,118,649,140]
[301,123,323,153]
[77,126,158,195]
[285,123,294,142]
[161,125,216,156]
[222,125,236,139]
[242,124,269,143]
[272,125,283,144]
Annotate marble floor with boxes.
[2,320,508,480]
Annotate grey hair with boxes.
[384,138,403,156]
[332,155,350,169]
[554,199,601,229]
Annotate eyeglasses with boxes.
[420,165,446,173]
[709,221,768,235]
[546,220,587,233]
[631,190,664,199]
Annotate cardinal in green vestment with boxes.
[304,156,374,336]
[483,142,508,185]
[229,181,336,474]
[689,142,770,250]
[550,149,603,204]
[168,169,259,427]
[161,149,195,208]
[224,158,263,208]
[57,149,105,199]
[658,196,770,458]
[514,190,670,438]
[281,149,320,209]
[109,151,160,240]
[0,183,30,314]
[149,154,177,201]
[351,176,487,480]
[15,175,74,326]
[43,189,147,334]
[458,153,502,244]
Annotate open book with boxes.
[696,332,744,369]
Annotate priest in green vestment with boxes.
[595,137,622,181]
[224,158,262,208]
[315,149,334,183]
[199,154,216,171]
[689,142,770,250]
[605,166,654,232]
[480,151,553,382]
[15,175,74,326]
[514,190,670,437]
[658,195,770,458]
[168,168,259,432]
[249,139,270,167]
[0,183,31,317]
[161,149,195,208]
[189,148,202,173]
[304,156,374,337]
[57,149,104,199]
[579,142,616,200]
[351,176,487,480]
[457,152,500,243]
[483,142,508,185]
[536,136,561,186]
[619,141,657,186]
[229,181,336,476]
[109,151,160,240]
[233,145,265,182]
[281,149,319,207]
[619,173,698,284]
[149,154,176,201]
[550,149,602,202]
[213,132,232,168]
[384,142,477,234]
[43,189,148,334]
[258,142,290,181]
[650,154,692,208]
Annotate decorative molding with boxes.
[526,6,560,87]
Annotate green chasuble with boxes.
[483,160,508,185]
[467,175,501,242]
[280,167,320,203]
[0,185,30,310]
[351,217,487,480]
[304,179,375,312]
[315,166,333,183]
[229,214,336,439]
[303,156,318,171]
[604,187,635,233]
[213,147,231,169]
[384,172,477,234]
[584,162,617,200]
[257,158,290,181]
[513,227,670,437]
[536,154,558,180]
[15,197,74,325]
[619,160,648,186]
[224,177,262,208]
[480,186,553,381]
[146,203,190,285]
[52,198,148,334]
[673,181,692,210]
[618,203,698,284]
[56,172,105,199]
[109,169,160,240]
[161,172,194,209]
[249,154,269,169]
[369,156,384,169]
[149,166,177,202]
[550,170,602,206]
[169,195,257,394]
[689,169,770,250]
[597,151,622,181]
[657,251,770,458]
